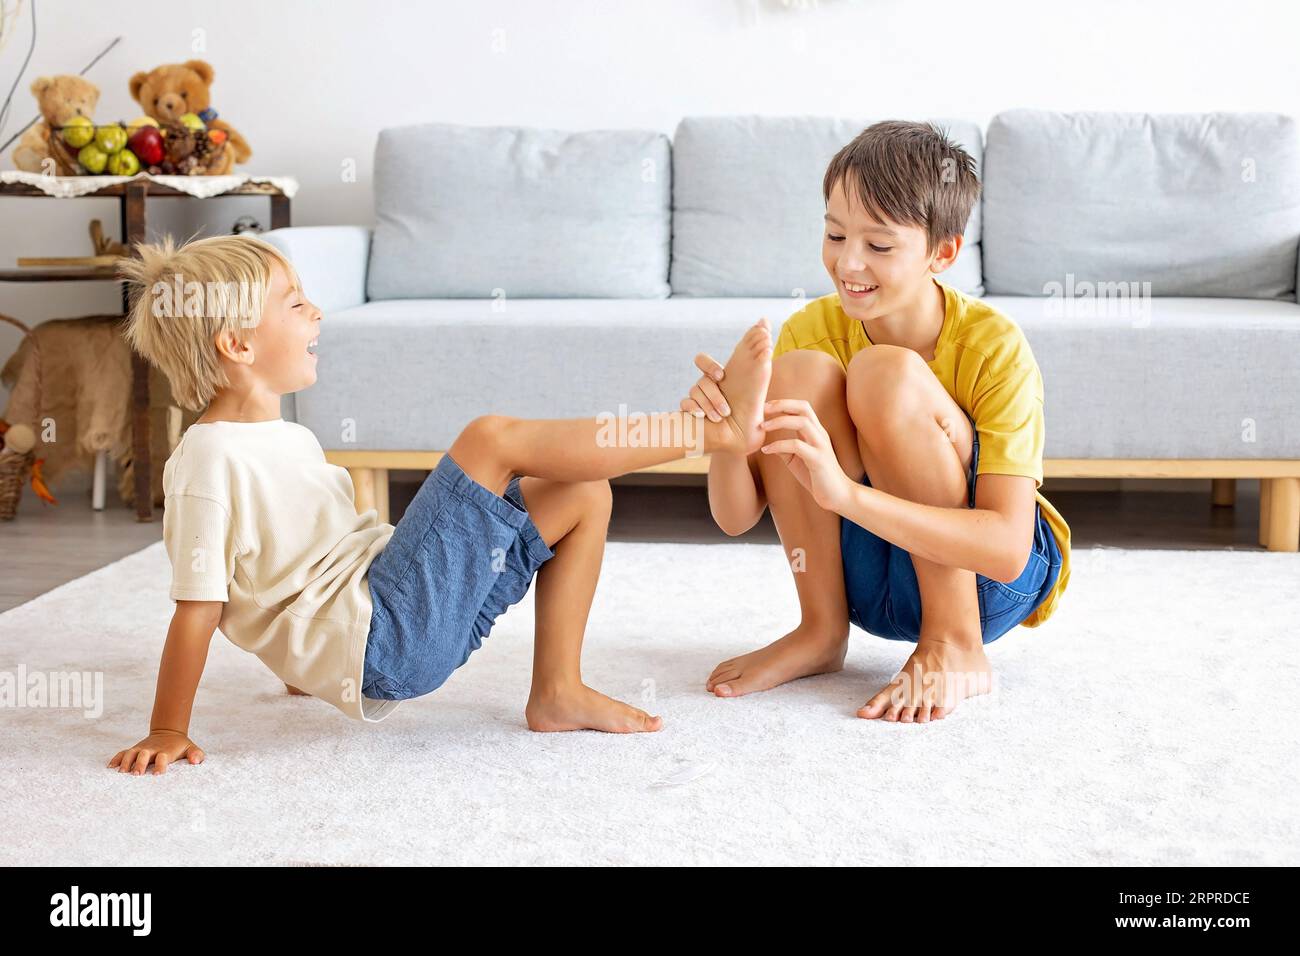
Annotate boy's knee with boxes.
[578,478,613,519]
[847,344,927,393]
[457,414,514,454]
[770,348,845,395]
[449,415,519,493]
[846,345,931,428]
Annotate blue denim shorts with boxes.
[841,425,1063,645]
[361,454,554,701]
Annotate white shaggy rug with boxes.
[2,541,1298,867]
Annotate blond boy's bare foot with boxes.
[706,621,849,698]
[707,318,773,457]
[525,683,663,733]
[858,637,993,723]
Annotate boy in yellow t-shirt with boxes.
[682,120,1070,723]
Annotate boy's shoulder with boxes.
[164,423,224,496]
[775,292,849,350]
[944,284,1038,373]
[164,420,320,498]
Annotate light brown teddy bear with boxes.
[11,75,100,174]
[128,59,251,175]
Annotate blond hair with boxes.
[120,233,295,411]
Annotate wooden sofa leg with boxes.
[1260,478,1274,548]
[374,468,390,525]
[348,467,376,517]
[1211,478,1235,507]
[1264,477,1300,552]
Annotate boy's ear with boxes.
[213,329,254,365]
[928,234,963,276]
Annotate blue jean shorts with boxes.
[841,424,1063,645]
[361,454,554,701]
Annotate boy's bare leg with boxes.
[518,477,662,733]
[845,345,992,724]
[437,319,772,731]
[448,319,773,497]
[706,349,864,698]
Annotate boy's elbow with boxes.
[174,599,224,629]
[713,509,758,538]
[718,519,752,538]
[989,541,1033,584]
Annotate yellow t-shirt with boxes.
[772,280,1070,627]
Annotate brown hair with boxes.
[822,120,980,251]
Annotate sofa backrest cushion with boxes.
[367,123,672,299]
[982,109,1300,299]
[668,115,985,298]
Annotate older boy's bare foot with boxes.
[706,318,773,457]
[706,622,849,698]
[858,637,993,723]
[525,683,663,733]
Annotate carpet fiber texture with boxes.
[1,541,1297,866]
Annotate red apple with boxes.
[126,125,165,167]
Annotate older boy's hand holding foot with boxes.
[758,398,856,514]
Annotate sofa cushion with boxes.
[367,123,672,300]
[262,226,371,314]
[298,296,1300,459]
[983,110,1300,299]
[669,115,984,298]
[990,295,1300,458]
[298,298,794,450]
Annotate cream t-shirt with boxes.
[161,419,398,722]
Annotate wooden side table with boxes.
[0,179,292,520]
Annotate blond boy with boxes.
[110,234,774,773]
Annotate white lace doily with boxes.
[0,170,299,199]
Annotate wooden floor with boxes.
[0,478,1264,613]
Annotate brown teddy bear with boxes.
[11,75,100,174]
[128,59,251,175]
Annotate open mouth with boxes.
[307,338,318,356]
[841,280,878,298]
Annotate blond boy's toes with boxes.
[526,686,663,734]
[617,703,662,733]
[705,661,739,691]
[637,712,664,733]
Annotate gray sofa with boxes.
[263,110,1300,551]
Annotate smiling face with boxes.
[242,262,322,395]
[822,176,959,323]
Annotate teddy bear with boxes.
[128,59,251,175]
[11,75,100,174]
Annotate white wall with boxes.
[3,0,1298,409]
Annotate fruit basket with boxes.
[49,112,230,177]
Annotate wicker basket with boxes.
[51,120,230,176]
[0,313,38,520]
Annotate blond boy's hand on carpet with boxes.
[108,730,206,776]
